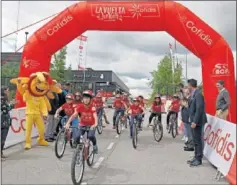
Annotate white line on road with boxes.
[93,157,104,168]
[81,182,87,185]
[115,134,119,138]
[107,142,114,150]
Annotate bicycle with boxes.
[130,115,140,149]
[115,111,126,135]
[96,109,103,135]
[167,113,178,138]
[71,126,95,185]
[152,112,165,142]
[54,116,77,159]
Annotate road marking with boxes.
[122,127,125,131]
[81,182,87,185]
[115,134,119,138]
[93,157,104,168]
[107,142,114,150]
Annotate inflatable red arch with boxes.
[16,1,236,123]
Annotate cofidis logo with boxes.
[204,124,235,161]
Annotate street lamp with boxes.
[25,31,29,42]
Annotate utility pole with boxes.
[25,31,29,42]
[185,51,188,84]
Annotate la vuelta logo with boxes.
[180,16,213,46]
[40,15,73,40]
[204,124,235,161]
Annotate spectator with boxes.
[1,87,17,160]
[45,91,59,142]
[62,82,71,100]
[215,80,230,120]
[187,79,207,167]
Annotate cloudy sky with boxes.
[2,1,236,98]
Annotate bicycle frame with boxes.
[78,127,91,160]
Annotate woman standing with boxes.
[1,87,16,160]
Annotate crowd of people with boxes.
[1,78,230,165]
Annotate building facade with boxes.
[1,52,129,96]
[70,68,129,96]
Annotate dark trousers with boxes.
[149,112,161,124]
[1,127,10,152]
[75,127,97,146]
[113,109,125,126]
[130,115,143,136]
[191,126,203,161]
[166,111,178,125]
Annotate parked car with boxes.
[106,97,115,108]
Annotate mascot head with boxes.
[28,72,52,96]
[10,71,62,99]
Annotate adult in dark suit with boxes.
[187,79,207,167]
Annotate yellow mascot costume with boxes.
[10,72,62,150]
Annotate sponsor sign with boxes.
[212,63,230,77]
[91,4,160,21]
[203,115,236,176]
[179,16,212,46]
[5,108,38,148]
[40,15,73,41]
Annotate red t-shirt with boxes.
[113,98,124,109]
[130,104,140,116]
[76,103,96,126]
[139,101,145,113]
[170,100,180,112]
[122,97,130,108]
[61,103,75,116]
[151,102,162,112]
[93,97,103,109]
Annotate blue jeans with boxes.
[183,122,188,137]
[61,116,79,140]
[74,126,97,146]
[113,109,125,126]
[130,115,142,137]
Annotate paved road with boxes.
[2,109,227,184]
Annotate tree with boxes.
[149,55,183,100]
[50,46,67,82]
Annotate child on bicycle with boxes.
[137,95,145,130]
[148,95,163,127]
[112,92,127,129]
[54,94,78,140]
[93,91,105,128]
[65,90,98,154]
[166,94,180,129]
[127,97,144,138]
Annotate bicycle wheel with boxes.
[132,123,138,149]
[116,115,122,135]
[86,141,95,167]
[153,119,163,142]
[171,120,178,138]
[54,129,67,159]
[97,117,103,135]
[71,145,85,185]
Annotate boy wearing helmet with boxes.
[112,92,127,129]
[127,97,144,138]
[166,94,180,130]
[148,95,163,127]
[74,91,82,104]
[55,94,78,140]
[65,90,98,154]
[137,95,145,129]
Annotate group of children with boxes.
[53,89,182,154]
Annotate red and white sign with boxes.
[212,63,230,76]
[5,107,38,148]
[203,115,236,177]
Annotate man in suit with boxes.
[187,79,207,167]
